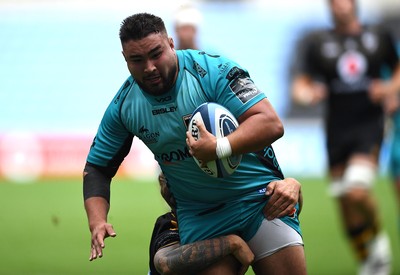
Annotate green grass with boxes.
[0,176,398,275]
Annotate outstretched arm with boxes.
[83,163,117,261]
[154,234,254,275]
[84,196,116,261]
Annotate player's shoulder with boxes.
[108,75,138,110]
[312,29,339,44]
[179,49,225,61]
[296,28,332,48]
[363,23,393,38]
[179,49,236,71]
[119,75,136,96]
[178,49,247,82]
[363,23,384,32]
[102,76,136,122]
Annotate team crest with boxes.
[336,50,367,84]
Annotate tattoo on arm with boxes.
[155,237,232,275]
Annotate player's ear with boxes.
[168,37,175,49]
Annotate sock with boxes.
[347,222,378,261]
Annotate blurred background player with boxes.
[173,3,202,50]
[291,0,400,274]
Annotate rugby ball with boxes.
[188,102,242,178]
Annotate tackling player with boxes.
[149,172,254,275]
[149,173,303,275]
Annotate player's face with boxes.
[122,33,178,96]
[330,0,357,27]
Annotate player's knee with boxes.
[343,163,375,192]
[329,164,375,198]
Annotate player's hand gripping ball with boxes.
[188,102,242,178]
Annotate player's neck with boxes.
[335,19,361,35]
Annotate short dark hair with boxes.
[119,13,167,44]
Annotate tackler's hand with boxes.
[263,178,302,220]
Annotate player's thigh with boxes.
[197,255,240,275]
[251,245,306,275]
[247,218,304,274]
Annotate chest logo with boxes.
[336,50,367,84]
[138,126,159,144]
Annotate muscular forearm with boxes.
[85,196,117,261]
[84,197,110,231]
[154,235,246,275]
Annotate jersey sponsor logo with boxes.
[230,77,261,103]
[255,146,284,179]
[226,66,245,82]
[258,187,266,194]
[155,95,173,103]
[193,61,207,78]
[261,146,281,172]
[152,106,178,116]
[156,146,192,164]
[138,126,160,144]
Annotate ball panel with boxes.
[189,102,242,178]
[219,114,238,138]
[188,112,203,141]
